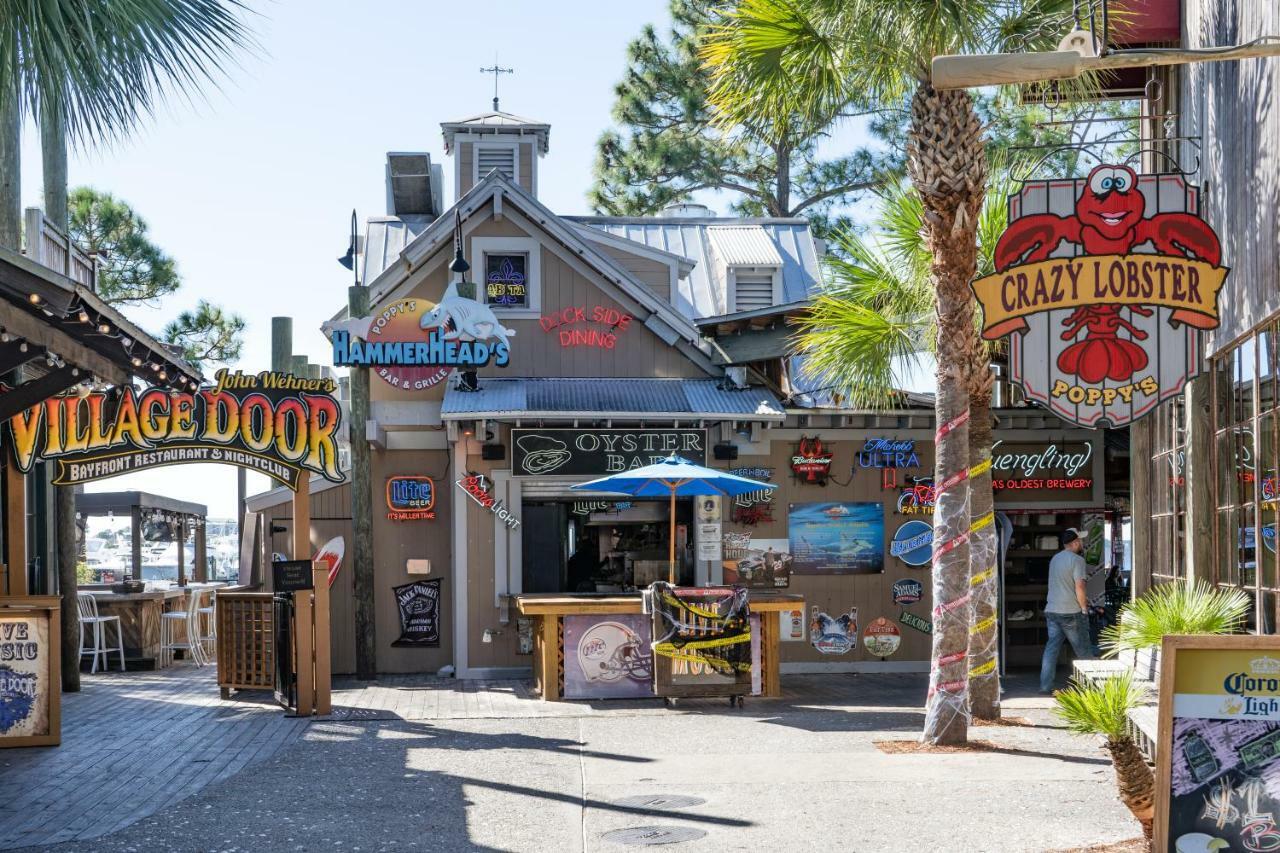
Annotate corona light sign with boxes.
[971,165,1229,428]
[5,369,343,490]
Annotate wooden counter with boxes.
[85,586,219,669]
[515,591,804,701]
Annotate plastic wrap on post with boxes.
[967,453,1000,708]
[923,409,973,742]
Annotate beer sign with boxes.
[386,476,436,521]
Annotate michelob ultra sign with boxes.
[5,369,343,490]
[972,165,1229,429]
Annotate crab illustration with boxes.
[994,164,1222,384]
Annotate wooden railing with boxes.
[23,208,97,290]
[216,592,274,697]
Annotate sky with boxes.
[15,0,883,518]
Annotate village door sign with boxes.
[971,165,1229,429]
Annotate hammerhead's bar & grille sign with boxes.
[511,428,706,477]
[5,370,343,490]
[971,165,1229,429]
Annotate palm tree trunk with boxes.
[909,83,986,745]
[41,111,68,228]
[968,362,1000,720]
[1105,737,1155,839]
[0,85,19,251]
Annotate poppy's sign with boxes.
[326,289,514,391]
[972,165,1229,428]
[386,476,435,521]
[511,428,706,477]
[6,369,342,490]
[791,436,833,484]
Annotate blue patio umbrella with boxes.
[570,455,777,584]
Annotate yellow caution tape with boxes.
[970,457,993,478]
[969,658,997,677]
[970,567,995,586]
[970,511,995,534]
[971,615,996,635]
[655,648,752,672]
[653,633,750,654]
[659,592,732,621]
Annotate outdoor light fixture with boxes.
[482,628,503,644]
[77,310,89,323]
[97,323,111,334]
[130,356,143,367]
[18,343,27,353]
[28,293,40,305]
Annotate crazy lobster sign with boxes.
[971,165,1230,428]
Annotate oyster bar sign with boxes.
[511,428,706,477]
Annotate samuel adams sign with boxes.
[511,428,706,477]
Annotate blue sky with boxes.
[16,1,882,517]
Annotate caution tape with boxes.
[969,658,997,677]
[970,567,995,587]
[933,591,971,617]
[653,634,750,654]
[933,529,971,558]
[971,614,996,635]
[655,648,752,673]
[935,410,970,442]
[970,511,995,534]
[659,592,728,621]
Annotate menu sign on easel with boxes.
[0,597,60,748]
[1156,635,1280,851]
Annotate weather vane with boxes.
[479,58,513,111]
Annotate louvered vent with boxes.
[734,272,774,311]
[477,146,515,179]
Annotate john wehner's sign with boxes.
[5,369,343,490]
[511,428,706,477]
[971,164,1229,429]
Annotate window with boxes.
[470,237,540,315]
[474,143,517,182]
[1150,393,1187,585]
[731,269,777,312]
[484,253,529,309]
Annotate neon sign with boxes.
[856,438,919,469]
[456,473,521,530]
[386,476,435,521]
[539,305,633,349]
[791,436,833,484]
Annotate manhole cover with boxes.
[601,826,707,846]
[612,795,706,810]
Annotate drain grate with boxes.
[601,826,707,846]
[612,795,706,810]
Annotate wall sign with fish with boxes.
[510,428,706,477]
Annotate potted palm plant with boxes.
[1102,582,1250,680]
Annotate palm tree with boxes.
[1102,581,1250,657]
[1054,672,1155,839]
[0,1,254,691]
[703,0,1085,743]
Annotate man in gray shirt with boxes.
[1040,527,1093,693]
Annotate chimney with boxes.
[385,153,442,218]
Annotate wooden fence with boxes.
[23,208,97,289]
[216,592,274,697]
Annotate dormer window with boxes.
[730,267,781,312]
[471,236,540,316]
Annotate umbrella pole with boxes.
[668,487,676,585]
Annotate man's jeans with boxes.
[1040,611,1093,692]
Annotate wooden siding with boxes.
[518,145,534,195]
[594,243,672,302]
[1182,1,1280,352]
[457,143,475,197]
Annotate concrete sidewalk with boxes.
[17,672,1141,852]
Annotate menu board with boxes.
[1157,637,1280,851]
[0,599,59,748]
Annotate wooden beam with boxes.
[0,339,41,374]
[292,472,310,561]
[0,366,80,422]
[4,462,25,596]
[0,304,125,386]
[311,562,330,715]
[130,506,142,583]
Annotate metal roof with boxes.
[441,378,784,420]
[565,216,821,321]
[362,215,430,283]
[706,226,783,266]
[440,110,551,153]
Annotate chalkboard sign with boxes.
[392,579,441,647]
[1156,635,1280,852]
[272,560,314,593]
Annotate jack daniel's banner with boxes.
[5,369,343,490]
[392,579,441,647]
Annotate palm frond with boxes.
[1101,581,1251,656]
[1054,671,1146,740]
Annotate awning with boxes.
[441,378,785,422]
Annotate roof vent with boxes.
[661,202,715,218]
[385,152,440,217]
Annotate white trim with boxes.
[508,477,523,596]
[493,469,511,607]
[728,266,782,312]
[781,660,929,673]
[440,409,785,423]
[472,140,521,186]
[452,440,470,677]
[471,235,541,317]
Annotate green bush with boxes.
[1101,580,1250,656]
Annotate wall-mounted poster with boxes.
[562,614,653,700]
[809,606,858,655]
[722,537,792,589]
[892,578,924,606]
[973,165,1228,429]
[863,617,901,658]
[391,579,441,647]
[890,520,934,567]
[1155,637,1280,852]
[0,600,58,747]
[789,502,885,575]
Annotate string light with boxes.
[28,293,41,305]
[97,323,110,334]
[77,310,89,323]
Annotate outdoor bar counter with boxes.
[516,591,804,701]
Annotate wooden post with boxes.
[1184,375,1214,583]
[538,615,560,701]
[760,613,781,698]
[5,462,26,597]
[194,519,207,582]
[293,580,313,717]
[130,506,142,582]
[312,562,330,715]
[176,517,186,587]
[292,472,310,561]
[1131,417,1153,597]
[349,284,376,680]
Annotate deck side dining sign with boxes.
[511,428,706,476]
[4,369,343,490]
[972,165,1229,428]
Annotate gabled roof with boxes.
[440,378,785,421]
[566,216,821,321]
[440,110,551,153]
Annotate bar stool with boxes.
[160,589,207,668]
[77,592,125,673]
[197,587,217,660]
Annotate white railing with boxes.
[23,208,98,291]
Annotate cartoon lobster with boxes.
[994,164,1222,384]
